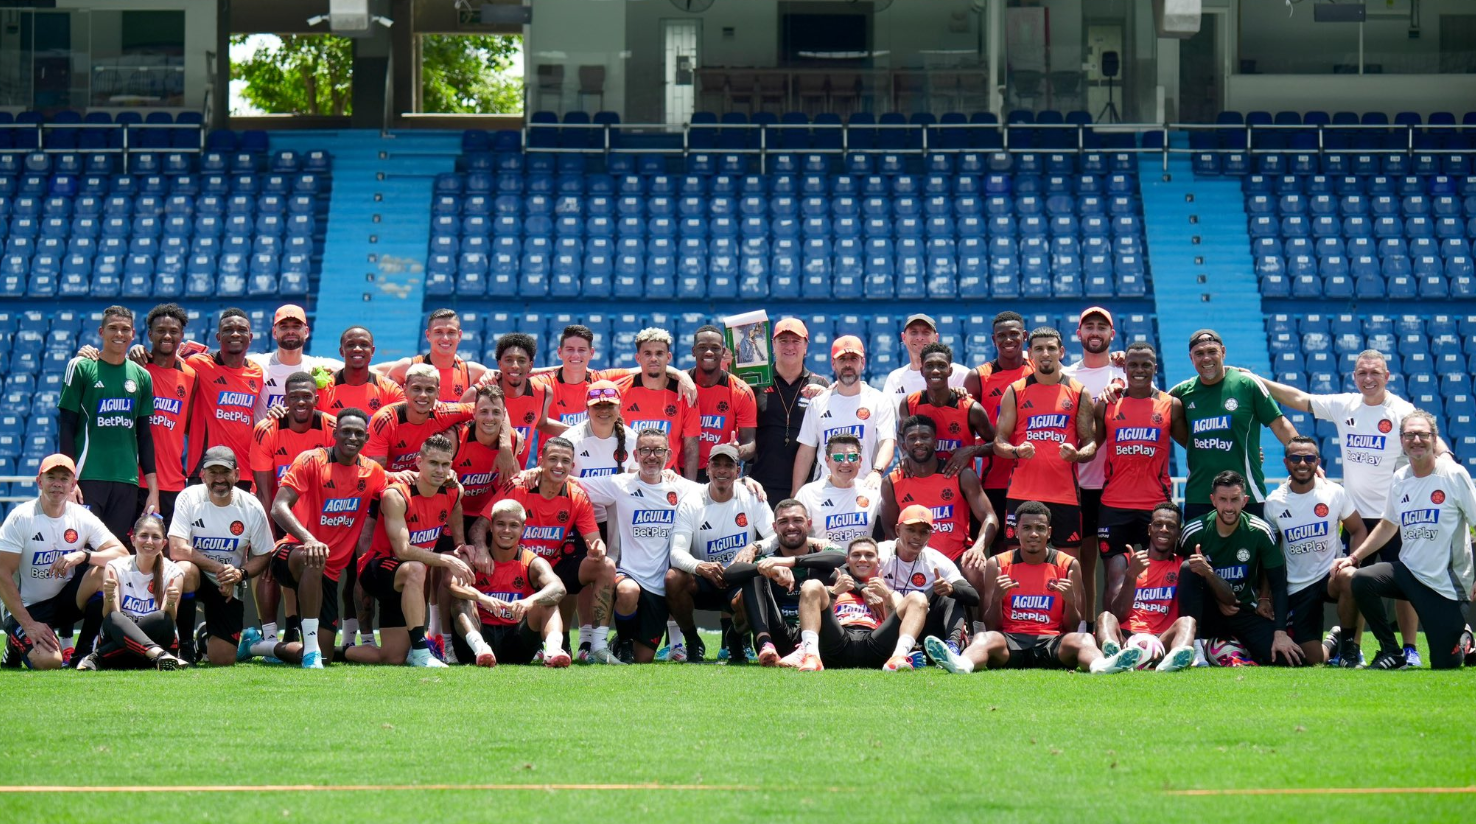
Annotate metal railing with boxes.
[0,121,205,158]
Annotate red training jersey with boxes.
[501,380,547,469]
[498,482,599,561]
[141,360,196,492]
[975,360,1033,489]
[411,353,472,402]
[362,479,461,569]
[472,549,539,626]
[451,424,519,517]
[186,352,265,484]
[905,392,980,464]
[317,370,405,415]
[889,467,971,560]
[616,375,701,470]
[1125,556,1181,635]
[364,401,476,471]
[1100,391,1175,511]
[997,548,1075,636]
[278,448,388,580]
[832,589,882,630]
[1005,375,1087,507]
[690,370,758,468]
[250,411,337,483]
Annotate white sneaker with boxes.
[666,642,688,663]
[408,647,448,668]
[923,635,969,674]
[588,647,625,665]
[1156,645,1195,672]
[1090,647,1142,674]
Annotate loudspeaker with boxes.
[1154,0,1201,39]
[1313,2,1366,23]
[1101,51,1120,79]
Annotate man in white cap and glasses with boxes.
[792,336,897,497]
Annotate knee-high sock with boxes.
[175,593,197,658]
[76,593,104,656]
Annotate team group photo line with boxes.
[6,299,1474,674]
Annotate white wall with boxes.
[525,0,628,115]
[1227,73,1476,118]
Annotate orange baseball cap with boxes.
[38,454,76,476]
[897,504,934,527]
[586,379,622,406]
[1079,306,1114,327]
[831,335,866,358]
[773,318,809,340]
[273,304,308,325]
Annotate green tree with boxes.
[231,34,354,116]
[421,35,523,114]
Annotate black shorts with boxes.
[984,488,1009,549]
[551,536,591,595]
[1003,498,1083,549]
[1286,575,1332,645]
[1079,488,1103,555]
[194,574,245,643]
[818,612,901,669]
[1184,501,1265,522]
[1359,517,1402,565]
[270,541,341,632]
[614,574,668,650]
[3,565,87,656]
[691,575,738,612]
[360,556,407,629]
[139,488,181,532]
[1197,606,1282,665]
[450,619,540,665]
[1003,632,1066,669]
[78,479,140,549]
[1097,506,1153,558]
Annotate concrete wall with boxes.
[1226,73,1476,118]
[524,0,626,116]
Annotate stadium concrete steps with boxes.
[270,130,460,360]
[1139,155,1283,473]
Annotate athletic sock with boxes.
[341,618,359,644]
[893,633,916,660]
[666,620,684,648]
[465,629,491,656]
[175,593,197,658]
[408,625,429,651]
[543,634,562,657]
[77,593,103,656]
[285,615,302,644]
[60,635,76,660]
[359,629,377,647]
[800,630,819,657]
[302,618,321,656]
[249,640,277,658]
[578,625,593,646]
[261,621,279,642]
[427,607,442,638]
[591,626,610,652]
[955,655,975,673]
[614,613,640,650]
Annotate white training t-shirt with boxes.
[881,362,970,398]
[577,473,701,595]
[671,485,775,571]
[797,383,897,483]
[876,540,965,594]
[1383,462,1476,601]
[795,480,880,545]
[0,500,116,607]
[106,555,184,618]
[248,351,345,419]
[565,420,640,521]
[1307,391,1417,517]
[1061,359,1127,490]
[167,485,275,585]
[1264,477,1357,595]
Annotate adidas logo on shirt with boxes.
[192,519,205,528]
[630,489,644,497]
[822,499,833,506]
[93,381,105,388]
[581,450,591,457]
[214,377,228,385]
[821,410,832,418]
[628,402,641,412]
[1021,400,1035,409]
[325,479,337,489]
[1187,402,1196,409]
[32,532,43,541]
[901,494,915,503]
[1279,510,1292,519]
[1115,412,1127,421]
[700,521,712,530]
[1400,494,1409,503]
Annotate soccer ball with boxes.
[1205,637,1253,667]
[1125,633,1165,669]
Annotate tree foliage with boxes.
[230,34,523,116]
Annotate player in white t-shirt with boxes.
[167,446,276,666]
[668,444,776,663]
[1247,348,1448,663]
[76,513,187,670]
[792,336,897,495]
[1263,437,1368,665]
[0,454,127,670]
[248,304,344,417]
[576,428,702,663]
[875,505,980,660]
[564,381,640,524]
[795,433,881,544]
[880,314,970,398]
[1338,410,1476,670]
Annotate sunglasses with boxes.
[1286,455,1319,464]
[587,388,621,402]
[829,453,862,463]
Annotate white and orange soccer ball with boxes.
[1205,637,1254,667]
[1125,633,1165,670]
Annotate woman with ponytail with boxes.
[565,380,639,523]
[76,514,187,670]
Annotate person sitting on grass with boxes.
[1093,503,1197,673]
[76,513,188,671]
[793,537,932,672]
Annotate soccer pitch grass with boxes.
[2,651,1473,824]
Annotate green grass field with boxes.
[2,644,1474,824]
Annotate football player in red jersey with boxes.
[373,309,490,402]
[793,537,932,671]
[363,364,475,471]
[880,415,997,564]
[317,326,405,415]
[185,309,266,487]
[447,498,571,668]
[1095,503,1198,672]
[138,303,195,528]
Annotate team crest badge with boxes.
[667,491,679,505]
[230,521,245,536]
[557,511,570,523]
[856,408,871,421]
[1313,504,1329,518]
[736,513,748,527]
[910,572,927,587]
[1236,548,1250,563]
[124,379,137,393]
[856,496,870,508]
[717,401,730,413]
[1152,413,1163,424]
[664,405,678,417]
[64,529,78,543]
[1432,490,1446,504]
[1377,419,1393,433]
[1224,398,1239,412]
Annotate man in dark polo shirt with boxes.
[751,318,829,506]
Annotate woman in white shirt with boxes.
[77,514,187,670]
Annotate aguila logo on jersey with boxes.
[524,525,566,542]
[1284,521,1330,542]
[154,397,182,415]
[666,491,679,505]
[1346,434,1387,450]
[1378,419,1393,433]
[706,533,747,556]
[827,512,868,530]
[1011,594,1056,610]
[193,536,240,552]
[1026,414,1069,430]
[822,425,863,442]
[408,527,443,546]
[1432,491,1446,504]
[230,520,244,536]
[700,415,726,430]
[1402,509,1439,526]
[1115,427,1159,443]
[63,529,78,543]
[1192,416,1230,433]
[634,510,674,525]
[1313,503,1329,518]
[910,572,927,587]
[120,594,154,614]
[322,498,360,513]
[97,398,133,413]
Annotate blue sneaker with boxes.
[909,649,926,669]
[716,646,730,662]
[1402,646,1422,668]
[426,634,447,662]
[301,650,324,670]
[237,627,261,662]
[655,644,672,661]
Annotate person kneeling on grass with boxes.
[447,499,570,668]
[925,501,1141,674]
[794,537,931,672]
[1093,503,1197,673]
[76,514,188,671]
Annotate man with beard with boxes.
[615,329,701,479]
[794,536,933,671]
[688,326,757,480]
[899,343,991,470]
[248,304,343,417]
[881,415,997,565]
[185,309,266,488]
[880,314,971,398]
[167,447,276,666]
[137,304,196,528]
[1095,503,1199,672]
[723,500,845,669]
[963,312,1034,543]
[479,333,563,469]
[751,319,829,505]
[374,308,490,402]
[316,326,405,416]
[795,434,881,545]
[994,327,1096,555]
[791,336,896,496]
[364,364,476,472]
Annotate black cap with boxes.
[1188,329,1223,349]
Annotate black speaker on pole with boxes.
[1098,51,1120,124]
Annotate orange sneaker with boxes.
[797,653,824,672]
[778,647,806,668]
[544,649,572,668]
[882,655,913,671]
